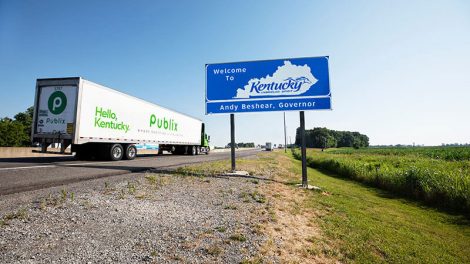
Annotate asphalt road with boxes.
[0,149,260,196]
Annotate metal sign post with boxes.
[300,111,308,187]
[284,112,287,153]
[230,113,236,172]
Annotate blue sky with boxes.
[1,0,469,146]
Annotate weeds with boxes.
[223,204,238,210]
[127,181,136,194]
[292,148,470,213]
[215,226,226,232]
[240,256,263,264]
[239,192,251,203]
[0,208,29,227]
[119,189,126,199]
[229,233,247,242]
[61,189,67,201]
[250,191,266,203]
[145,174,168,189]
[205,245,222,256]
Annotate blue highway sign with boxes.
[205,56,331,114]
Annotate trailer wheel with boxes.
[124,145,137,160]
[109,144,124,161]
[195,146,200,155]
[191,146,196,155]
[75,150,86,160]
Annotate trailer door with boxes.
[36,85,77,135]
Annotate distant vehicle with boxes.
[31,77,210,161]
[278,144,283,149]
[265,142,273,151]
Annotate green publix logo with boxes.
[44,91,67,125]
[150,114,178,131]
[48,91,67,115]
[94,107,130,133]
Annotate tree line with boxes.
[0,107,34,147]
[295,127,369,149]
[226,142,256,148]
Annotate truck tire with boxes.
[205,147,210,155]
[191,146,196,155]
[109,144,124,161]
[196,146,200,155]
[75,150,85,160]
[124,144,137,160]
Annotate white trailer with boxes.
[265,142,273,151]
[32,77,210,160]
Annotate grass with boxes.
[175,151,470,262]
[215,226,226,232]
[292,147,470,213]
[224,204,238,210]
[249,191,266,203]
[287,152,470,263]
[175,154,280,177]
[240,256,263,264]
[127,181,136,194]
[329,146,470,161]
[144,173,169,189]
[229,233,247,242]
[0,208,29,227]
[205,244,222,256]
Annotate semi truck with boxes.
[31,77,210,161]
[265,142,273,151]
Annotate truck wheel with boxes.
[196,146,200,155]
[75,150,85,160]
[124,145,137,160]
[109,144,124,161]
[205,147,210,155]
[191,146,196,155]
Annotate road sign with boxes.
[205,56,331,114]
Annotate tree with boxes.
[295,127,369,148]
[0,106,34,147]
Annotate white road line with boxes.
[0,156,161,171]
[0,165,57,171]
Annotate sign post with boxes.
[284,112,287,153]
[206,56,331,182]
[230,113,236,172]
[300,111,308,187]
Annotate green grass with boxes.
[329,146,470,161]
[229,233,247,242]
[287,152,470,263]
[293,148,470,213]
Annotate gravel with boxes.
[0,171,270,263]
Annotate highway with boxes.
[0,149,259,195]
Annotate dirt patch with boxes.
[252,152,340,263]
